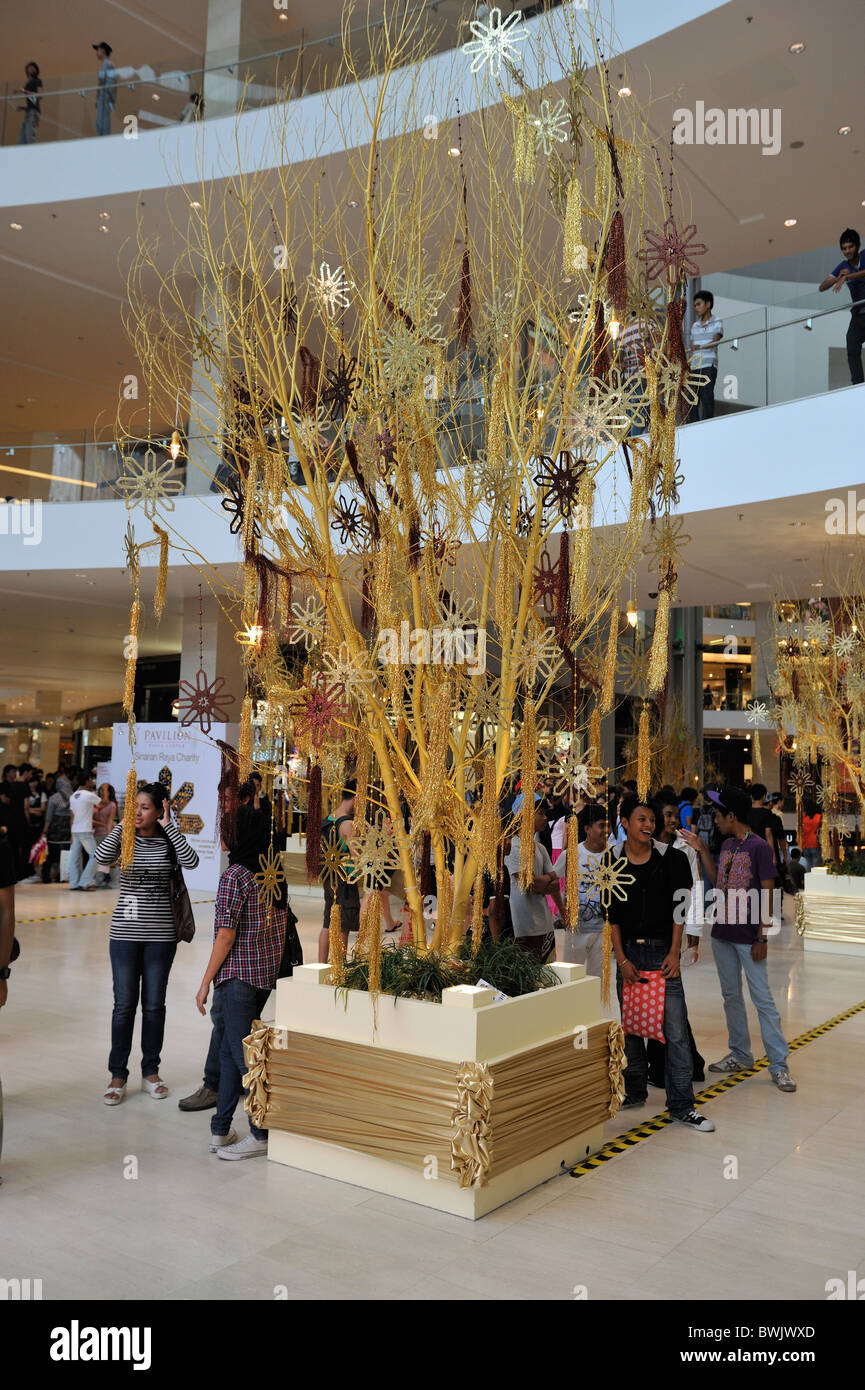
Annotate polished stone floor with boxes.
[2,881,864,1301]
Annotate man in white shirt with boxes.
[555,806,620,1022]
[687,290,723,422]
[68,773,101,891]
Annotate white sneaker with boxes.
[217,1133,268,1161]
[209,1130,239,1152]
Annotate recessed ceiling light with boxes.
[839,125,852,136]
[99,211,110,220]
[788,41,805,55]
[152,93,160,101]
[279,10,287,17]
[10,222,22,230]
[189,200,201,209]
[784,218,798,227]
[618,86,632,97]
[347,199,358,208]
[448,147,461,157]
[99,225,109,233]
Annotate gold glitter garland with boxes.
[565,826,580,930]
[563,176,584,273]
[647,592,670,695]
[637,704,651,799]
[366,890,383,998]
[519,699,538,884]
[471,870,484,957]
[121,766,138,871]
[478,752,500,876]
[239,693,253,779]
[601,610,619,713]
[123,597,140,716]
[590,706,602,760]
[152,525,169,621]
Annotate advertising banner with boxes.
[110,723,231,891]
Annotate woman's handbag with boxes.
[277,901,303,978]
[165,834,195,943]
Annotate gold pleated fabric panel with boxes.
[245,1021,618,1188]
[802,896,865,946]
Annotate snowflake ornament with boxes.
[191,321,219,374]
[533,550,560,615]
[533,97,569,156]
[564,377,634,457]
[330,494,366,547]
[579,848,636,914]
[117,448,184,520]
[319,825,351,888]
[292,674,348,750]
[616,642,651,696]
[312,263,351,319]
[175,669,237,736]
[463,7,529,75]
[289,596,326,650]
[639,218,708,286]
[533,450,589,519]
[345,812,401,891]
[322,353,357,420]
[787,768,814,798]
[220,473,261,539]
[254,843,286,916]
[124,521,139,579]
[745,700,769,728]
[469,673,501,725]
[322,642,376,702]
[551,744,604,798]
[833,631,859,659]
[515,626,561,686]
[804,617,830,648]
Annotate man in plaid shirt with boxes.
[195,855,287,1160]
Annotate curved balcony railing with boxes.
[1,3,557,146]
[0,294,860,501]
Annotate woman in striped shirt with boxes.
[95,783,199,1106]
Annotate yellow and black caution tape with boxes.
[570,997,865,1179]
[18,900,215,926]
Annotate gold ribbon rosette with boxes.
[242,1019,272,1130]
[607,1021,626,1117]
[450,1061,494,1189]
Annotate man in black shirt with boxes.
[608,796,715,1132]
[15,62,42,145]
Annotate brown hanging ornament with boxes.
[604,209,628,314]
[152,524,169,621]
[305,762,323,882]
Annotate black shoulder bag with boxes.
[164,830,196,943]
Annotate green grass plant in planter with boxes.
[827,852,865,877]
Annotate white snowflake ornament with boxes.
[463,7,529,75]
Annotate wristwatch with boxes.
[0,966,10,979]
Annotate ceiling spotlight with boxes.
[189,200,201,209]
[99,225,109,233]
[788,41,805,54]
[448,147,461,157]
[347,199,359,208]
[839,125,852,136]
[99,211,110,220]
[279,10,288,17]
[784,218,797,227]
[618,86,631,96]
[152,93,160,101]
[10,222,22,230]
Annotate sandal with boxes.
[103,1083,127,1106]
[142,1077,170,1099]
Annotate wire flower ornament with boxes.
[319,825,351,888]
[463,7,529,75]
[312,263,351,319]
[345,812,401,890]
[175,670,237,736]
[579,848,636,913]
[117,448,184,520]
[292,674,348,750]
[533,97,569,155]
[745,700,769,727]
[289,596,326,650]
[640,218,708,286]
[254,843,287,915]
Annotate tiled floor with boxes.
[2,883,864,1300]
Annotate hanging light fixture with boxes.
[169,392,184,460]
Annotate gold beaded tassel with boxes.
[488,372,507,469]
[647,589,671,695]
[354,731,370,828]
[563,176,584,274]
[123,595,141,716]
[637,703,651,799]
[601,918,613,1010]
[820,813,831,862]
[565,827,580,932]
[242,454,259,556]
[366,891,383,998]
[590,705,602,760]
[519,698,538,888]
[495,541,514,636]
[121,766,137,871]
[601,609,619,713]
[513,101,536,184]
[416,685,450,831]
[570,476,594,619]
[471,870,484,957]
[328,903,345,985]
[752,727,762,776]
[238,692,253,780]
[152,525,169,622]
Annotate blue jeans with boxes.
[68,831,97,888]
[202,981,225,1092]
[108,940,177,1080]
[18,109,39,144]
[801,848,821,871]
[211,977,271,1141]
[616,941,695,1119]
[710,936,789,1074]
[96,92,113,136]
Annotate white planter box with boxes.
[263,962,615,1220]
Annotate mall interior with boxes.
[0,0,864,1317]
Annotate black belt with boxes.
[633,937,668,946]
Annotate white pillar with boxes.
[179,593,246,709]
[204,0,244,118]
